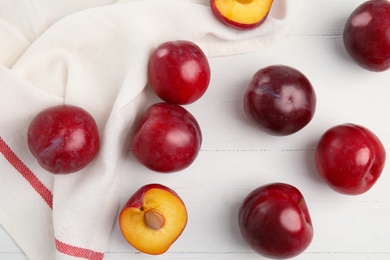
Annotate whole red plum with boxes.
[148,40,210,105]
[130,102,202,173]
[315,123,386,195]
[244,65,316,136]
[27,105,100,174]
[238,183,313,259]
[343,0,390,71]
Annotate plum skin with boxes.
[130,102,202,173]
[315,123,386,195]
[27,105,100,174]
[244,65,316,136]
[238,183,313,259]
[148,40,210,105]
[343,0,390,72]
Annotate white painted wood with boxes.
[2,0,390,259]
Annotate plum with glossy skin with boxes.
[210,0,273,30]
[343,0,390,72]
[148,40,210,105]
[238,183,313,259]
[244,65,316,136]
[27,105,99,174]
[130,102,202,173]
[315,123,386,195]
[119,183,188,255]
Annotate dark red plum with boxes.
[343,0,390,72]
[130,102,202,173]
[244,65,316,136]
[315,123,386,195]
[148,40,210,105]
[238,183,313,259]
[27,105,99,174]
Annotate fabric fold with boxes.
[0,0,302,259]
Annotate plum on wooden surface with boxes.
[244,65,316,136]
[238,183,313,259]
[315,123,386,195]
[343,0,390,72]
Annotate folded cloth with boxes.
[0,0,302,259]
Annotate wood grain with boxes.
[2,0,390,259]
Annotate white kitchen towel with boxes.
[0,0,302,259]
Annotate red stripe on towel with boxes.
[1,137,105,259]
[56,239,105,260]
[0,136,53,208]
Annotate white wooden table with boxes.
[2,0,390,259]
